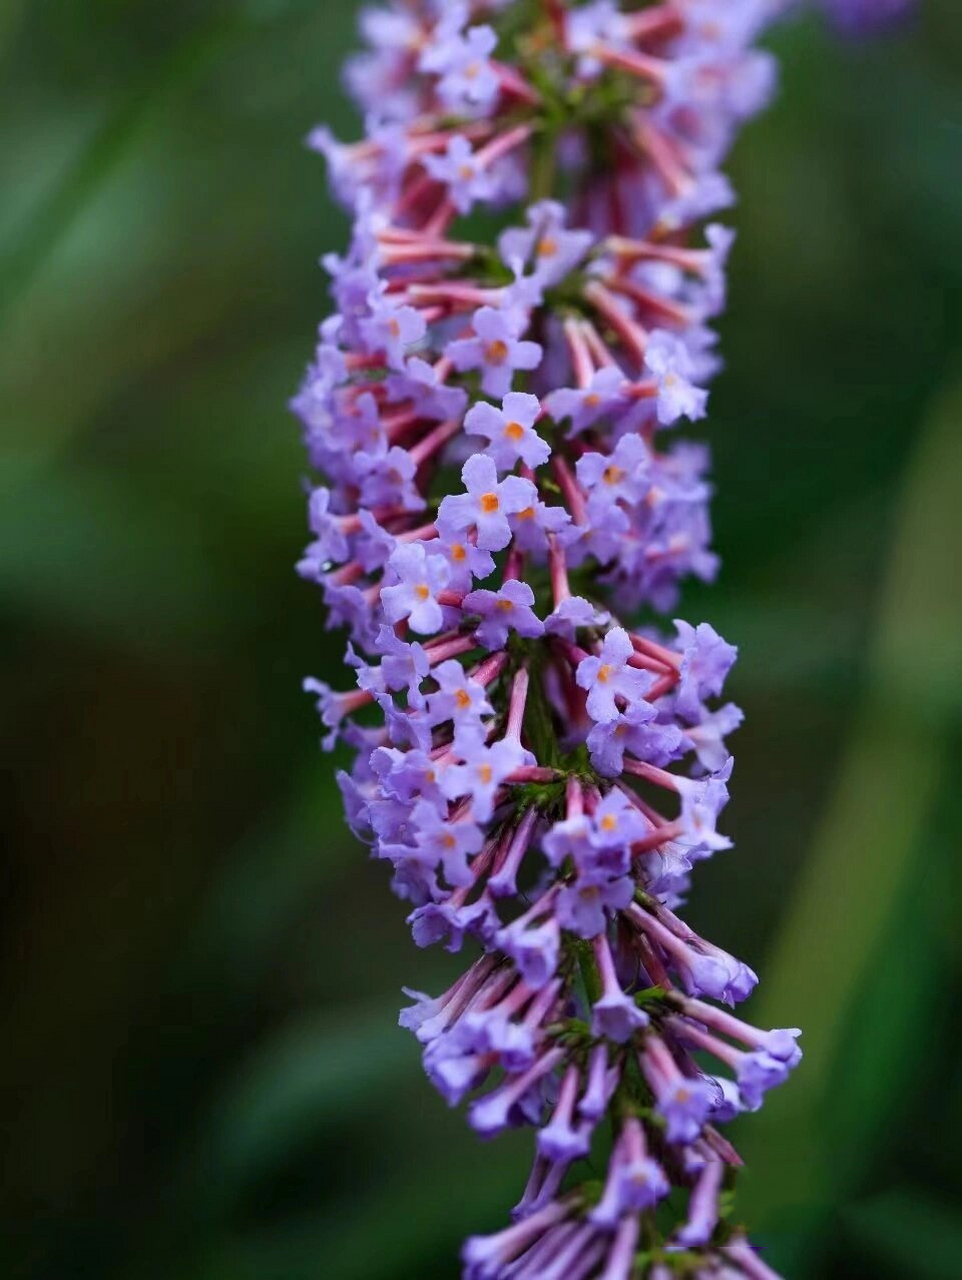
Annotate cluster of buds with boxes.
[296,2,802,1276]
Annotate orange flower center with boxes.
[504,420,525,440]
[486,339,510,364]
[480,492,500,514]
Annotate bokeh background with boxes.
[2,3,960,1277]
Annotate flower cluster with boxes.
[297,2,799,1276]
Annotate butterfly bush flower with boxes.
[296,2,809,1275]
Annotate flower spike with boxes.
[297,2,806,1275]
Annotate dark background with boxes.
[2,3,960,1277]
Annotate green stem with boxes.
[529,125,559,201]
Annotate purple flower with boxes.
[674,758,734,854]
[499,201,594,288]
[591,936,649,1043]
[576,433,650,507]
[587,790,650,870]
[655,1075,715,1145]
[303,486,349,563]
[441,736,528,822]
[542,810,593,869]
[685,700,744,772]
[674,619,739,719]
[544,595,610,641]
[438,454,539,552]
[464,392,550,471]
[448,307,543,399]
[468,1044,565,1138]
[568,1,632,80]
[374,628,432,701]
[356,444,424,512]
[675,1159,724,1247]
[644,330,709,426]
[427,659,494,729]
[424,24,501,115]
[587,704,684,778]
[536,1066,591,1164]
[381,542,451,634]
[371,746,445,808]
[590,1119,670,1226]
[555,874,634,939]
[578,1045,620,1124]
[359,298,426,369]
[576,627,652,723]
[422,136,497,214]
[510,495,570,556]
[496,912,561,991]
[408,799,484,889]
[437,532,496,593]
[463,579,544,649]
[544,366,628,436]
[736,1048,795,1111]
[386,357,468,422]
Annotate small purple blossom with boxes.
[438,454,538,552]
[576,627,652,723]
[424,24,501,115]
[441,736,528,822]
[407,799,485,890]
[544,595,610,640]
[555,874,634,939]
[590,1119,670,1227]
[386,356,468,421]
[544,366,628,436]
[644,329,709,425]
[359,298,426,369]
[576,432,650,505]
[674,619,739,719]
[463,579,544,649]
[655,1075,716,1145]
[422,136,497,214]
[427,659,494,729]
[496,911,561,991]
[447,307,543,399]
[381,542,451,634]
[499,200,594,288]
[464,392,549,471]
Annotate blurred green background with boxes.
[2,3,960,1277]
